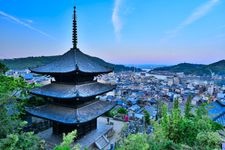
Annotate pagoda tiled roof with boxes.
[30,82,115,99]
[30,49,112,74]
[25,100,116,124]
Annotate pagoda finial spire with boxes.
[72,3,78,49]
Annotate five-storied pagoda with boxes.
[25,3,116,138]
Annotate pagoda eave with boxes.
[29,82,116,100]
[29,90,114,100]
[30,69,113,76]
[25,101,116,124]
[29,49,113,75]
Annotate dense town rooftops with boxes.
[30,82,116,99]
[25,100,116,124]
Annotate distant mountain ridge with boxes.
[126,64,166,70]
[0,55,141,73]
[152,60,225,75]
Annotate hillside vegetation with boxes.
[153,60,225,75]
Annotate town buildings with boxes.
[99,70,225,125]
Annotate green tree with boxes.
[117,100,223,150]
[160,104,169,138]
[184,95,192,118]
[156,100,163,119]
[0,76,32,138]
[117,107,128,114]
[0,75,33,99]
[54,130,80,150]
[0,103,24,138]
[144,110,150,125]
[0,62,8,74]
[0,75,43,150]
[117,134,149,150]
[173,98,179,110]
[105,108,118,117]
[0,98,44,150]
[0,132,44,150]
[195,131,222,150]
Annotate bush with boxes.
[54,130,79,150]
[0,132,44,150]
[143,110,150,125]
[0,62,8,74]
[117,107,128,114]
[116,100,223,150]
[105,109,118,117]
[196,131,222,149]
[117,134,149,150]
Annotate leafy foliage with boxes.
[105,108,118,117]
[0,75,33,138]
[0,105,25,138]
[0,62,8,74]
[54,130,80,150]
[117,134,150,150]
[196,131,222,150]
[0,75,37,120]
[0,75,43,150]
[143,110,150,125]
[0,132,45,150]
[184,96,192,118]
[0,75,33,99]
[156,100,164,120]
[117,107,128,114]
[117,99,223,150]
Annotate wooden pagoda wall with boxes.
[52,119,97,139]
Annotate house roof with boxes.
[208,100,225,126]
[129,104,141,112]
[30,48,112,75]
[25,100,116,124]
[214,113,225,126]
[30,82,116,99]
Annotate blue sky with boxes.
[0,0,224,65]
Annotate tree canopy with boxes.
[0,75,44,150]
[0,62,8,74]
[117,99,224,150]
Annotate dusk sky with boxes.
[0,0,225,65]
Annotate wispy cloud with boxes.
[112,0,124,40]
[163,0,220,41]
[24,19,33,24]
[0,10,53,39]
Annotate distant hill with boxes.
[206,60,225,75]
[0,55,141,73]
[152,60,225,75]
[126,64,166,70]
